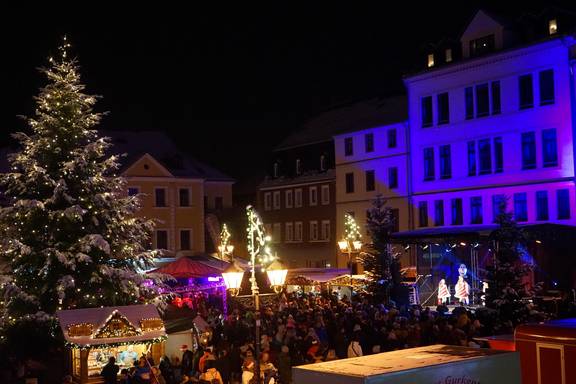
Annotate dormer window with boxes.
[469,34,495,57]
[320,155,326,171]
[445,49,453,63]
[549,19,558,35]
[427,54,435,68]
[295,159,302,176]
[273,162,279,178]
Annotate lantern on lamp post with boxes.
[221,262,245,297]
[266,260,288,294]
[221,205,287,384]
[338,213,363,297]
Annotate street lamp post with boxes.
[338,238,362,297]
[221,206,287,384]
[338,213,362,298]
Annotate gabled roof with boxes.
[0,131,234,182]
[274,96,407,151]
[56,304,166,348]
[102,130,234,182]
[460,9,507,41]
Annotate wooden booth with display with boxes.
[57,304,166,383]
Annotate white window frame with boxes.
[179,228,193,250]
[321,185,330,205]
[264,192,272,211]
[178,187,192,207]
[309,187,318,206]
[272,223,281,243]
[154,187,168,207]
[294,221,303,242]
[285,190,293,209]
[321,220,330,241]
[309,220,319,241]
[155,229,169,250]
[273,191,281,210]
[285,222,294,242]
[295,188,303,208]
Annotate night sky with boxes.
[5,2,574,186]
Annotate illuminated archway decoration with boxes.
[93,310,141,339]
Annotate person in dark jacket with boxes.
[277,345,291,384]
[192,346,204,376]
[334,328,348,359]
[159,355,176,384]
[180,345,194,377]
[101,356,119,384]
[215,349,231,384]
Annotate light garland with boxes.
[139,317,164,332]
[246,205,274,266]
[93,310,141,339]
[67,322,94,337]
[66,335,168,350]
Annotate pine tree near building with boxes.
[364,195,401,304]
[0,38,163,358]
[486,205,540,329]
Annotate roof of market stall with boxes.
[57,304,166,348]
[148,256,224,278]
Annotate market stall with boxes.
[57,304,166,384]
[515,318,576,384]
[284,268,351,294]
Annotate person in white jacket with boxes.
[347,336,363,358]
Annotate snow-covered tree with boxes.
[486,203,539,328]
[364,195,401,303]
[0,38,163,352]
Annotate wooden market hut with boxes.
[57,304,166,384]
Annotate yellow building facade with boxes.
[108,131,234,258]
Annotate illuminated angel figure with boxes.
[437,279,451,305]
[454,276,470,305]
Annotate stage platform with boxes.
[424,304,485,314]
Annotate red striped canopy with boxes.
[149,256,223,278]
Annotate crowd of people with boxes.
[110,290,502,384]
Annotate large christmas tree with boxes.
[0,38,162,355]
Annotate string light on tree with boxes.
[0,36,167,351]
